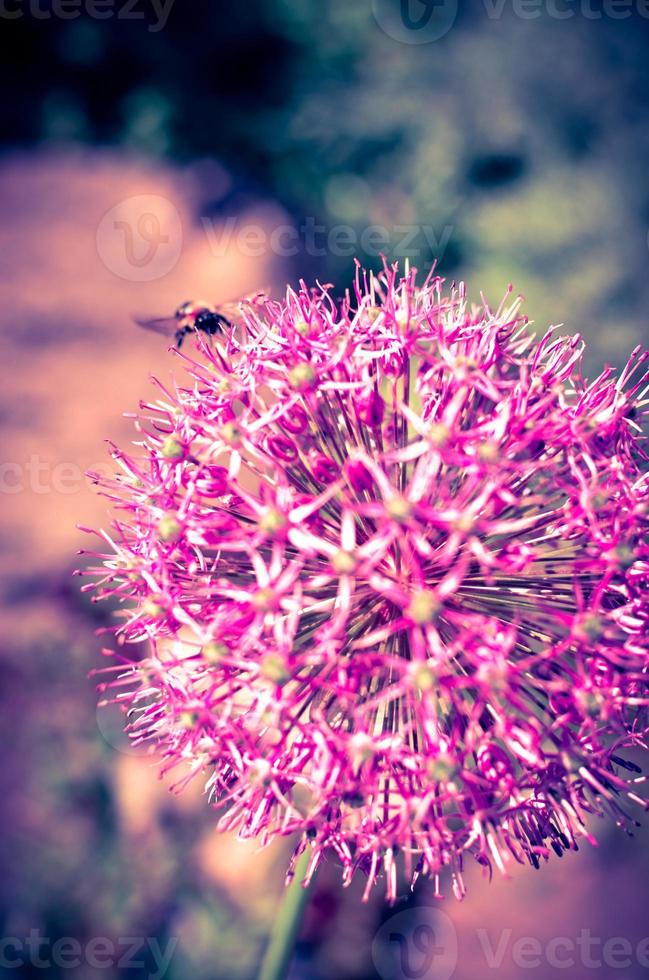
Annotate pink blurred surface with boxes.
[0,148,272,574]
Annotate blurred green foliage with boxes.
[254,2,649,365]
[4,1,649,367]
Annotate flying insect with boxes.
[135,300,234,348]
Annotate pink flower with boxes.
[81,263,649,901]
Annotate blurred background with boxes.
[1,2,649,978]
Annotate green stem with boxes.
[259,849,312,980]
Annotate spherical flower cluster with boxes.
[82,264,649,901]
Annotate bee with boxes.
[135,300,236,348]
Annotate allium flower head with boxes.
[82,263,649,901]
